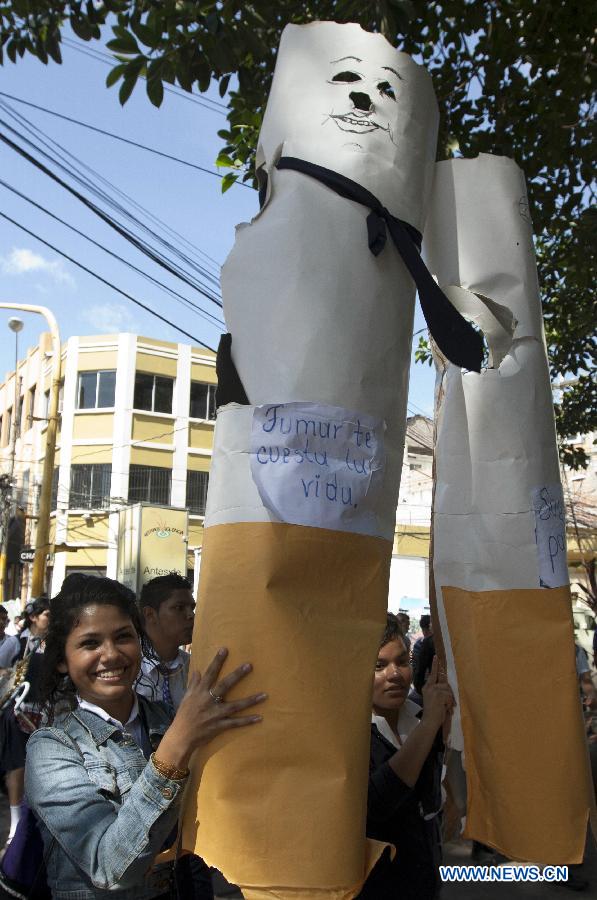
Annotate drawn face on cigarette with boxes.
[325,54,401,147]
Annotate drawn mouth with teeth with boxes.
[331,112,387,134]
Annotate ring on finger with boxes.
[209,688,224,704]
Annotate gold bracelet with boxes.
[150,752,189,782]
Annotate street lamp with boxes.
[0,304,61,599]
[0,317,24,601]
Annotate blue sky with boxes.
[0,31,435,417]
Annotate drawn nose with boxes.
[349,91,372,112]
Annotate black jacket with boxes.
[358,721,444,899]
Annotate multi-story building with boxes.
[389,414,434,615]
[2,333,593,627]
[0,332,216,599]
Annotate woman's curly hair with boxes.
[42,573,143,714]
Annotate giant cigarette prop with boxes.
[425,153,592,863]
[183,22,479,899]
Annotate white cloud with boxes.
[0,247,75,287]
[80,302,137,334]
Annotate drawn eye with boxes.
[331,71,361,83]
[378,81,396,100]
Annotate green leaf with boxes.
[106,31,139,55]
[215,152,234,168]
[106,63,127,88]
[129,19,158,49]
[47,35,62,65]
[70,16,94,42]
[146,75,164,107]
[118,75,137,106]
[219,74,231,98]
[221,172,238,193]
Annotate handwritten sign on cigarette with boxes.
[250,402,385,535]
[531,483,568,588]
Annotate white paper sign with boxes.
[531,483,568,588]
[250,403,385,536]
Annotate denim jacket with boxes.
[25,696,187,899]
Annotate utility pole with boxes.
[0,317,23,602]
[0,304,61,599]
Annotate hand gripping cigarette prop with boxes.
[424,154,593,864]
[183,23,478,899]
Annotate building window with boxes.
[186,470,209,515]
[4,408,12,447]
[189,382,216,421]
[133,373,173,414]
[17,470,29,508]
[128,465,171,505]
[16,395,24,437]
[51,467,60,510]
[69,464,112,509]
[77,370,116,410]
[27,386,36,429]
[44,383,64,418]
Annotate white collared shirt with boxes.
[77,695,150,757]
[136,649,190,710]
[372,699,421,749]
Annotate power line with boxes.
[0,120,224,309]
[0,91,251,189]
[0,97,224,291]
[0,209,215,351]
[0,177,225,331]
[61,37,228,114]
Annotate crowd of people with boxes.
[0,576,593,899]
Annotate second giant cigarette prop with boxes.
[183,23,480,899]
[425,154,591,863]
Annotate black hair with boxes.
[138,573,192,613]
[41,573,142,712]
[0,606,8,618]
[137,572,192,668]
[380,612,405,649]
[419,614,431,630]
[23,596,50,629]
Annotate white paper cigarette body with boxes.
[424,154,590,863]
[183,22,439,898]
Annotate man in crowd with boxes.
[136,572,213,898]
[397,612,411,651]
[136,572,195,711]
[412,614,432,674]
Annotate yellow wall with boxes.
[130,446,173,467]
[132,414,174,445]
[77,352,118,371]
[136,352,177,378]
[73,413,114,441]
[189,422,214,451]
[67,515,111,543]
[188,521,205,548]
[190,362,217,384]
[187,454,211,472]
[64,546,107,568]
[71,446,113,464]
[393,524,430,559]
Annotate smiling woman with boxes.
[23,574,267,899]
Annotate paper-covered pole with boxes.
[424,153,592,863]
[182,22,439,898]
